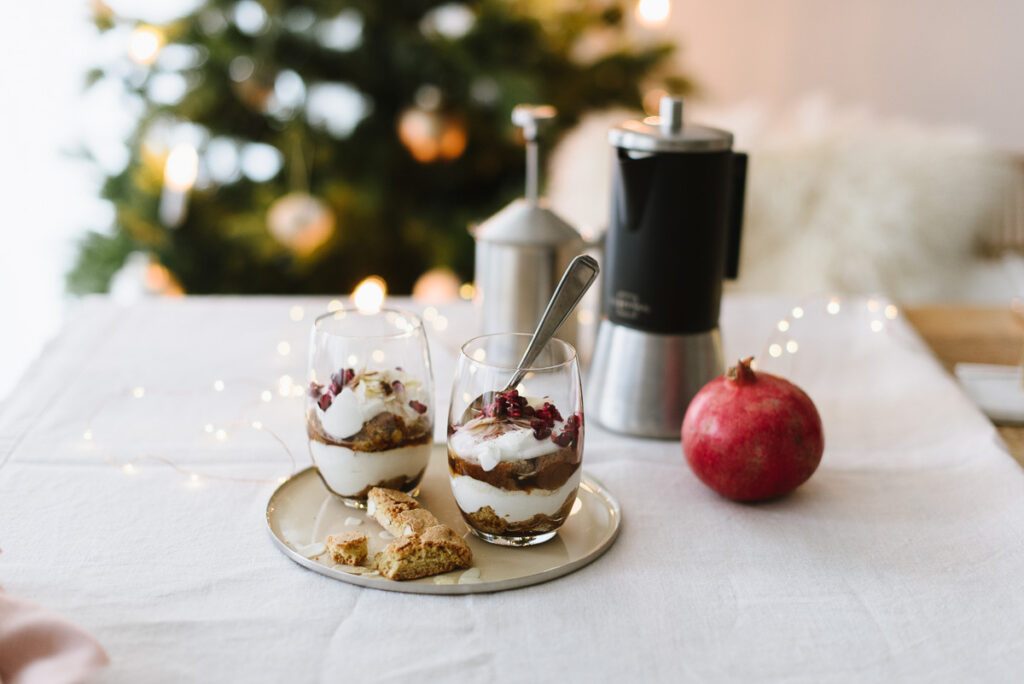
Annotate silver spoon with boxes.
[461,254,600,423]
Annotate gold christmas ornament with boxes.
[397,108,467,163]
[412,267,460,303]
[233,76,274,112]
[266,192,335,256]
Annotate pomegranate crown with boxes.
[726,357,757,384]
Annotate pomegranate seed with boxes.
[409,400,428,414]
[552,431,573,447]
[392,380,405,393]
[329,382,342,395]
[533,426,552,440]
[318,393,333,411]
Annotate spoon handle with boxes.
[505,254,600,391]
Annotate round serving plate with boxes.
[266,445,622,595]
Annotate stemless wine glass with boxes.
[307,308,434,508]
[448,333,584,546]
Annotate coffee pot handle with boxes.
[725,152,748,280]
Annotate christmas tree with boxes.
[70,0,686,296]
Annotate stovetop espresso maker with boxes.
[588,96,747,439]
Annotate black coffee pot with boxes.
[589,96,747,438]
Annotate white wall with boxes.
[660,0,1024,150]
[0,1,100,399]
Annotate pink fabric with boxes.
[0,592,108,684]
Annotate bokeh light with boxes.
[128,25,164,65]
[636,0,671,27]
[163,143,199,192]
[352,276,387,313]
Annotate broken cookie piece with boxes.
[376,524,472,581]
[396,509,440,537]
[366,487,421,536]
[325,531,368,566]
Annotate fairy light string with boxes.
[81,377,301,485]
[80,296,889,484]
[78,294,460,487]
[761,295,900,362]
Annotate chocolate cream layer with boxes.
[447,446,579,492]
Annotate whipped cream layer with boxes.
[318,369,427,442]
[449,421,562,471]
[310,440,430,497]
[450,470,581,522]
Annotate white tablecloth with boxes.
[1,295,1022,683]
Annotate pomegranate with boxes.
[682,357,824,502]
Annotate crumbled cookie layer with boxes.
[460,491,577,536]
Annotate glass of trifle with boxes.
[448,333,583,546]
[307,308,434,508]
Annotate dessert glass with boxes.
[448,333,584,546]
[307,308,434,508]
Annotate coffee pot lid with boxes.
[610,96,733,153]
[473,198,581,246]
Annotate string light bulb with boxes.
[128,25,164,65]
[164,144,199,192]
[352,276,387,313]
[636,0,670,27]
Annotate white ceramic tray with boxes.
[266,445,621,594]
